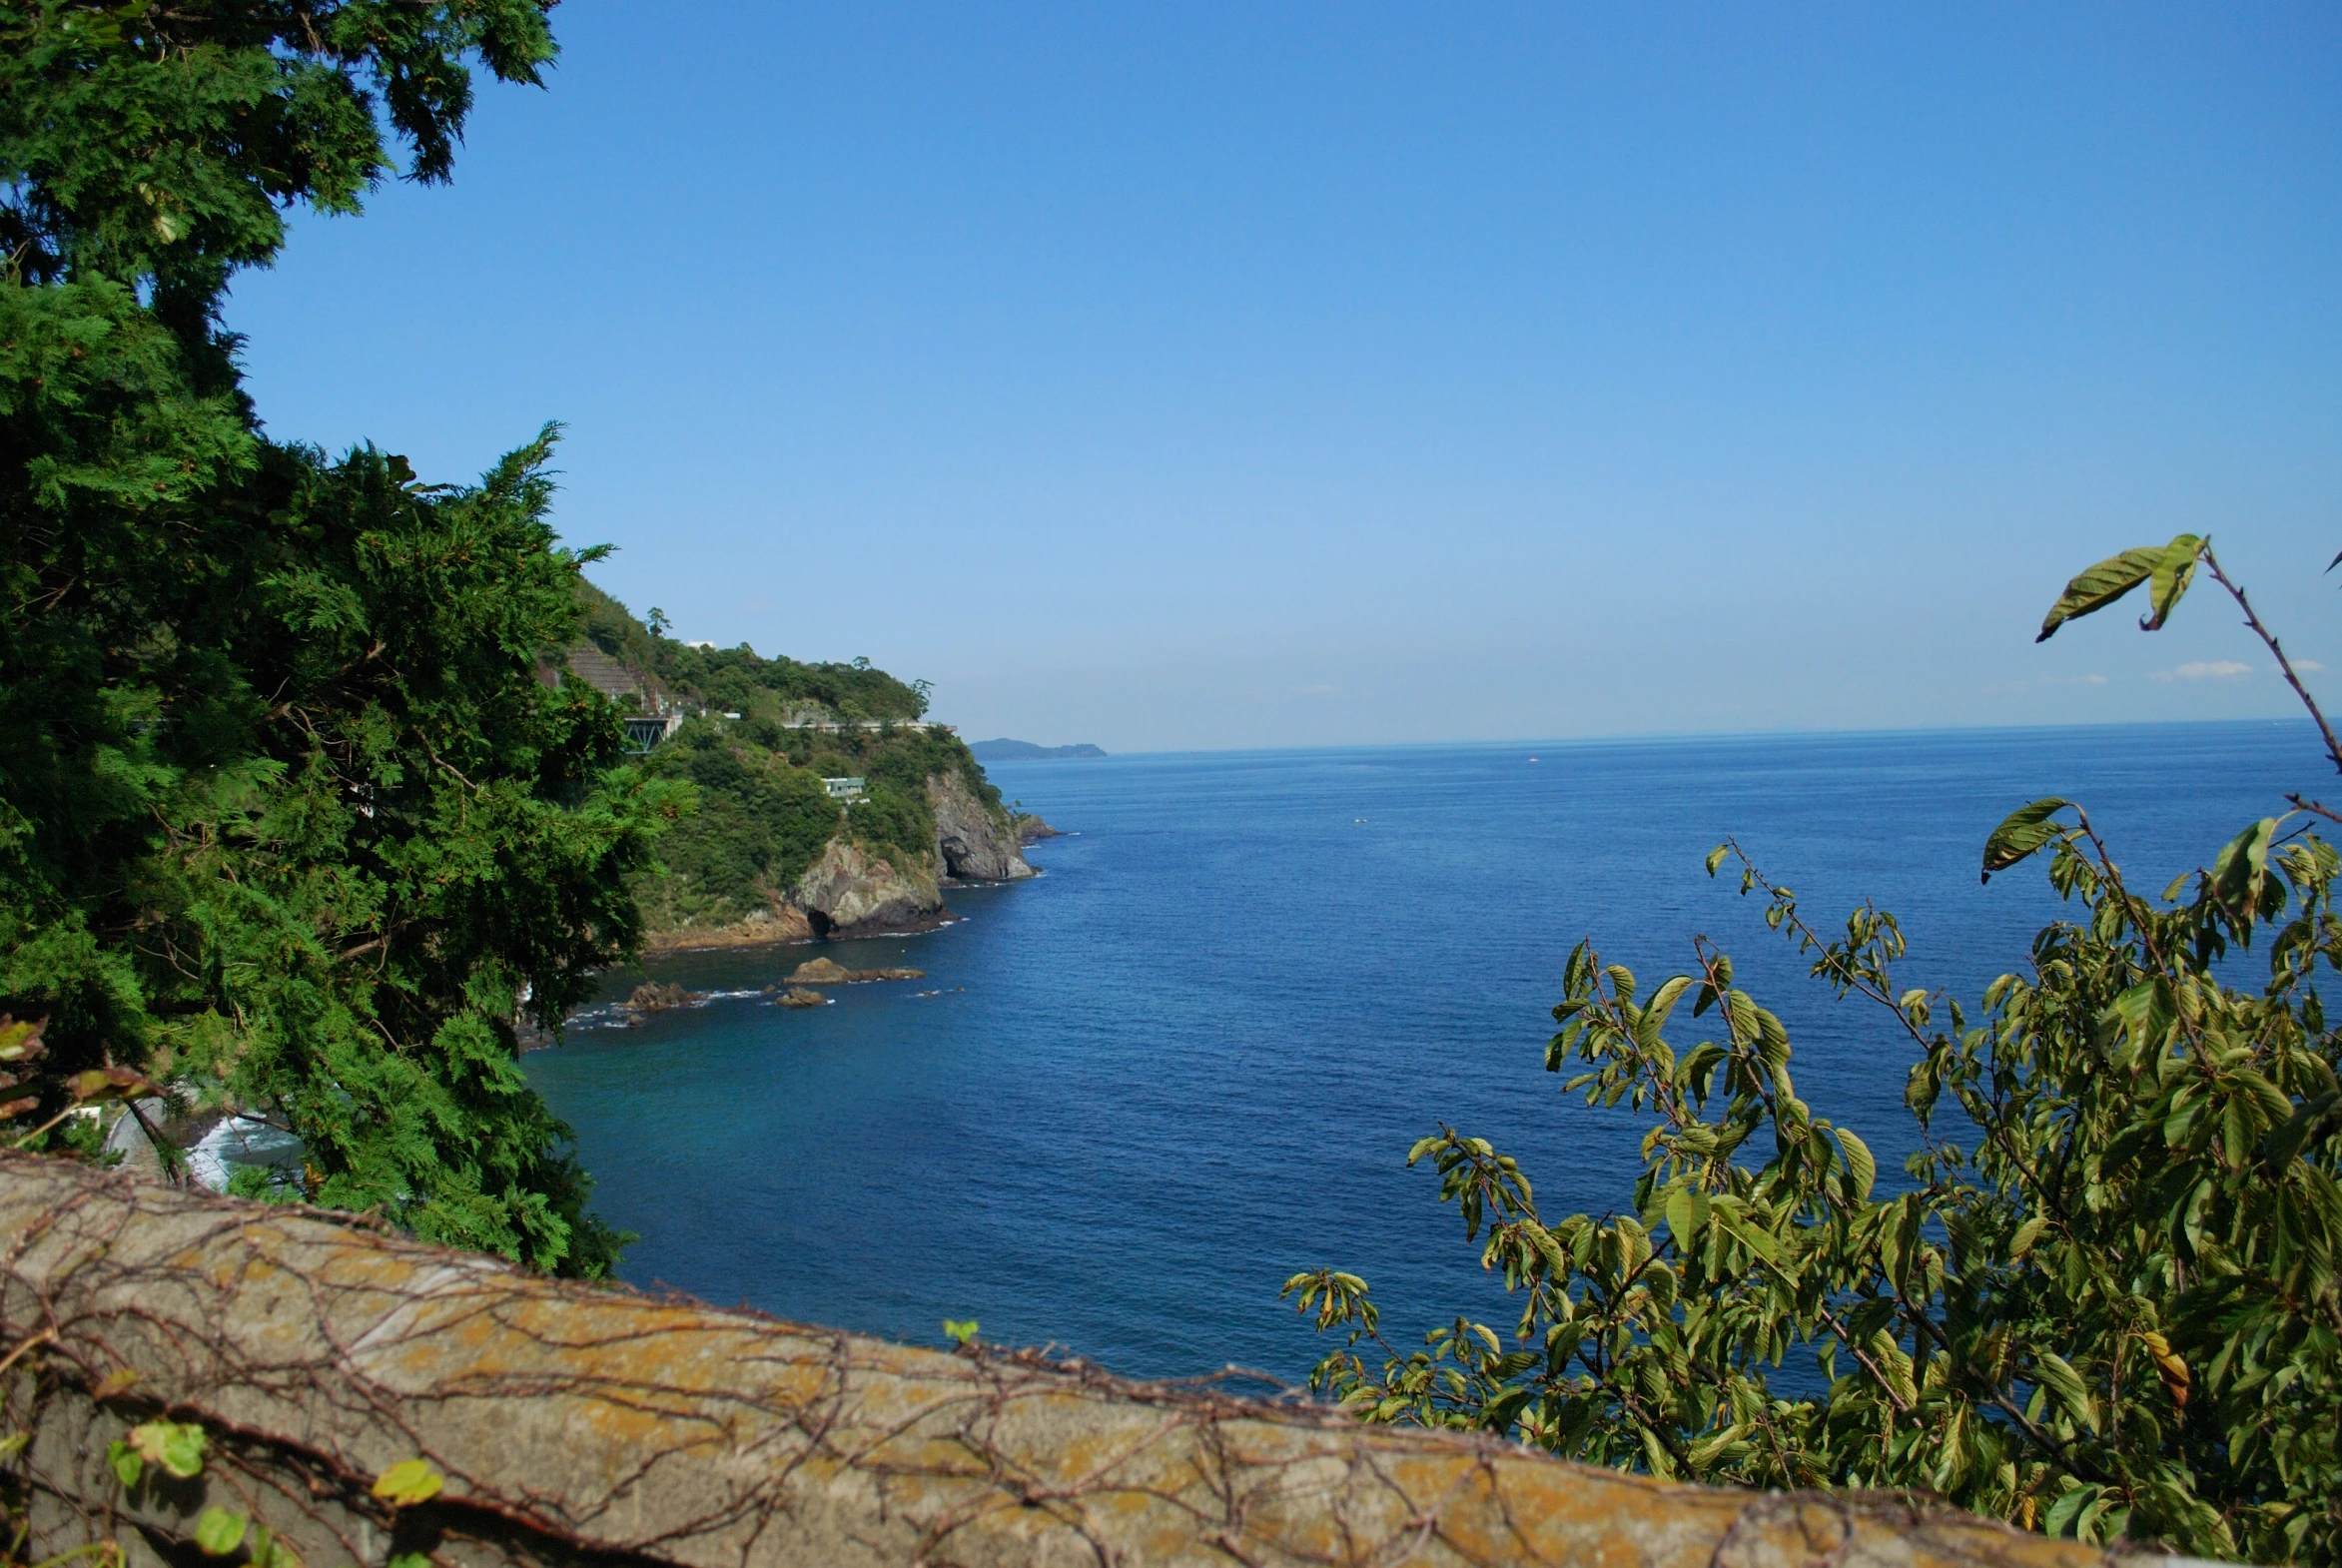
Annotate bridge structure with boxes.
[548,643,691,752]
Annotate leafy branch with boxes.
[1289,541,2342,1563]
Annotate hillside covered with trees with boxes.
[573,586,1032,944]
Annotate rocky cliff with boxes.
[638,737,1045,949]
[790,837,945,937]
[640,898,812,953]
[929,769,1037,882]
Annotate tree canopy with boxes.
[0,1,678,1273]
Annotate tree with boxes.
[0,2,680,1273]
[1287,536,2342,1565]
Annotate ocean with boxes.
[525,720,2310,1383]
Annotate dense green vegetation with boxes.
[581,589,1004,931]
[579,580,931,723]
[633,723,840,932]
[1290,537,2342,1565]
[0,1,682,1274]
[23,4,2327,1559]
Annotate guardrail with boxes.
[0,1157,2207,1568]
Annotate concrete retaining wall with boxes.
[0,1157,2196,1568]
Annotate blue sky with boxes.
[228,4,2342,752]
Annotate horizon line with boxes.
[975,713,2309,763]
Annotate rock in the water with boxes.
[785,957,925,985]
[929,771,1035,882]
[791,840,944,936]
[774,987,827,1008]
[625,981,697,1015]
[1014,813,1062,843]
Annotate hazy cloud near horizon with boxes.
[227,4,2342,753]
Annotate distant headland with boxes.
[968,739,1109,761]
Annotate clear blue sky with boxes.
[228,3,2342,753]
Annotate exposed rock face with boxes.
[640,901,812,953]
[652,769,1031,948]
[928,771,1035,882]
[1013,814,1061,844]
[791,840,944,937]
[774,987,826,1008]
[625,982,698,1016]
[785,958,925,985]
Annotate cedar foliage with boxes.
[0,2,678,1273]
[1289,537,2342,1565]
[578,581,932,724]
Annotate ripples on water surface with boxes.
[527,721,2305,1380]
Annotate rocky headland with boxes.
[967,738,1108,760]
[569,588,1052,953]
[642,770,1043,951]
[932,770,1038,882]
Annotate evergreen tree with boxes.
[0,1,677,1273]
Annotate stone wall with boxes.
[0,1157,2207,1568]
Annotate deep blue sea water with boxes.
[526,721,2309,1383]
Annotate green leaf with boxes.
[2209,817,2278,916]
[107,1438,142,1488]
[2043,1485,2098,1539]
[1980,798,2072,883]
[1704,844,1730,877]
[1636,975,1693,1047]
[1837,1129,1877,1204]
[194,1507,248,1557]
[128,1419,206,1479]
[942,1318,981,1346]
[1665,1184,1695,1247]
[2034,1351,2099,1433]
[2036,539,2192,641]
[2103,980,2164,1062]
[371,1457,445,1507]
[2141,534,2206,630]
